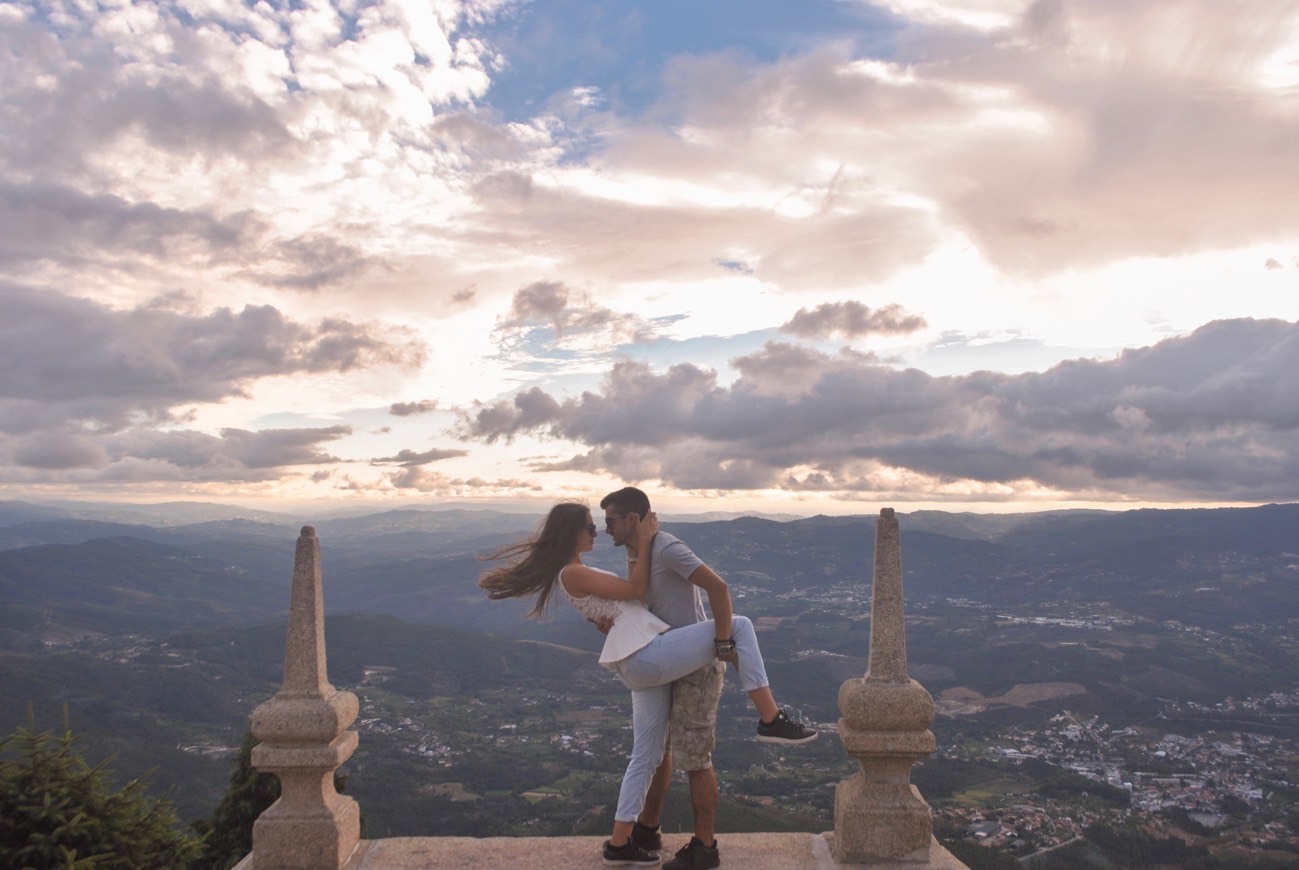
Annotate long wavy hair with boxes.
[479,502,589,619]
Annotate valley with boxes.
[3,500,1299,865]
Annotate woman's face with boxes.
[576,510,598,555]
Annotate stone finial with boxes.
[832,508,938,864]
[279,525,332,699]
[248,526,361,869]
[866,507,908,683]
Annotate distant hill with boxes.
[0,536,291,641]
[0,613,596,821]
[2,502,1297,645]
[5,500,1299,835]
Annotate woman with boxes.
[480,502,816,866]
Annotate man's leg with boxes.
[638,751,673,829]
[667,662,725,846]
[686,767,718,844]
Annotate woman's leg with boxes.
[619,616,773,696]
[610,683,672,842]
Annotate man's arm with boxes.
[687,564,735,661]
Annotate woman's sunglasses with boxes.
[586,523,598,535]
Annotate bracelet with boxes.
[714,638,735,654]
[627,558,638,563]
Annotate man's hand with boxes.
[715,638,738,669]
[588,616,614,635]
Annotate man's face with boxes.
[603,509,631,547]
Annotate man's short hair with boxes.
[600,486,651,519]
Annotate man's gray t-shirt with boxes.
[644,531,706,628]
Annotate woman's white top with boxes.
[558,565,670,669]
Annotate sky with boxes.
[2,0,1299,517]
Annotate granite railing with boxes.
[236,511,966,869]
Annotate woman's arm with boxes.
[563,513,659,601]
[625,512,658,598]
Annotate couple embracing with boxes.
[480,486,816,868]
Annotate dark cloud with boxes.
[104,426,352,469]
[0,19,293,177]
[244,234,375,291]
[0,284,425,433]
[457,387,566,444]
[95,78,291,159]
[509,281,568,322]
[389,400,440,416]
[781,301,927,339]
[346,466,541,494]
[455,318,1299,502]
[11,430,109,470]
[209,427,352,468]
[0,182,261,267]
[371,447,469,468]
[492,281,647,357]
[2,425,351,482]
[0,184,370,291]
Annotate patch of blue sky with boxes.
[715,259,754,275]
[909,334,1118,377]
[474,0,902,123]
[623,327,784,382]
[490,325,588,370]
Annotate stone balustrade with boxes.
[239,512,964,869]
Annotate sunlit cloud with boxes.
[2,0,1297,512]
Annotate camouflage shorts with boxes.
[668,660,725,771]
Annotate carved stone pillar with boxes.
[249,527,360,869]
[833,508,937,863]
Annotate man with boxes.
[599,486,815,869]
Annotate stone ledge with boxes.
[234,832,962,868]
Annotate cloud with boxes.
[243,234,376,291]
[508,2,1298,289]
[10,430,109,470]
[341,466,541,494]
[895,1,1299,275]
[731,342,882,398]
[0,184,377,292]
[457,387,566,444]
[371,447,469,467]
[454,318,1299,502]
[0,183,261,268]
[103,426,352,470]
[0,284,425,433]
[781,301,927,339]
[389,399,440,416]
[3,0,1297,508]
[0,30,295,178]
[493,281,646,355]
[1,424,352,483]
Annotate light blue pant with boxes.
[610,615,769,822]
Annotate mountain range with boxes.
[3,498,1298,826]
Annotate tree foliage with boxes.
[0,716,204,869]
[191,733,279,870]
[193,732,356,869]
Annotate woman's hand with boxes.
[636,510,659,547]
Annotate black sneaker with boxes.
[603,839,661,865]
[632,821,662,851]
[663,836,720,870]
[756,709,818,744]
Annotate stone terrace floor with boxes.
[321,833,967,868]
